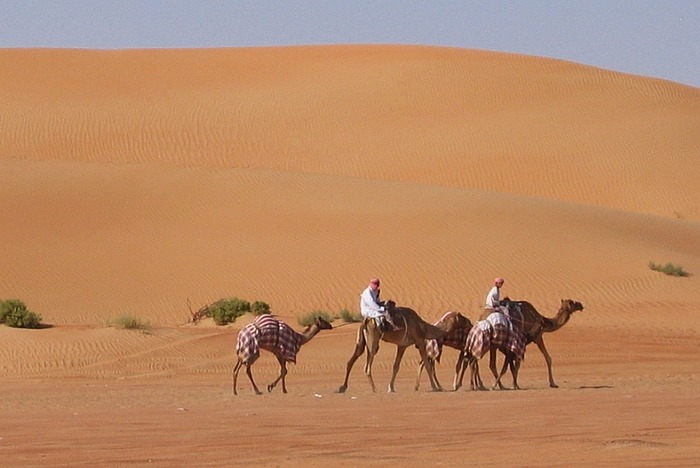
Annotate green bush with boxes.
[210,297,251,325]
[298,310,333,327]
[251,301,271,316]
[649,261,688,277]
[108,314,150,330]
[338,308,362,323]
[0,299,43,329]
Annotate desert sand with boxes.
[1,45,699,466]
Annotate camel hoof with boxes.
[255,390,263,395]
[337,386,347,394]
[267,385,274,393]
[550,383,559,388]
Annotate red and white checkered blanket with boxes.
[464,319,526,361]
[506,329,526,361]
[236,314,304,365]
[464,320,493,360]
[426,312,471,361]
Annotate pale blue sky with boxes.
[1,1,698,88]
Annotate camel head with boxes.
[561,299,584,314]
[384,300,396,312]
[314,316,334,330]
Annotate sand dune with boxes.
[1,45,699,466]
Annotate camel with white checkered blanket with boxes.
[337,300,452,393]
[414,311,473,391]
[233,314,333,395]
[479,298,585,389]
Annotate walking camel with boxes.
[456,312,526,391]
[337,300,450,393]
[233,314,333,395]
[415,311,473,391]
[481,298,584,388]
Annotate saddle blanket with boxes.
[236,314,304,365]
[464,320,526,361]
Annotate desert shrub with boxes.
[338,308,362,323]
[108,314,151,330]
[298,310,333,327]
[0,299,43,329]
[210,297,251,325]
[251,301,271,316]
[649,261,688,277]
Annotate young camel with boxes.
[414,311,473,391]
[233,314,333,395]
[337,300,448,393]
[481,298,584,389]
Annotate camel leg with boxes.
[337,326,367,393]
[452,352,464,391]
[267,355,288,393]
[493,352,510,390]
[232,359,243,396]
[510,358,521,390]
[469,359,479,390]
[430,360,445,391]
[364,331,381,393]
[415,360,425,391]
[418,344,443,392]
[243,357,263,395]
[417,357,443,391]
[488,347,506,389]
[534,336,558,388]
[388,346,408,392]
[494,351,523,390]
[455,352,469,390]
[472,358,487,391]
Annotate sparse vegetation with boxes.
[0,299,43,329]
[251,301,271,316]
[649,261,688,277]
[338,308,362,323]
[209,298,251,325]
[188,297,272,325]
[108,314,151,330]
[298,310,333,327]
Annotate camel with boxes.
[414,311,473,391]
[455,313,526,391]
[233,314,333,395]
[337,300,450,393]
[480,298,584,389]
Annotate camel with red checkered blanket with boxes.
[456,311,527,391]
[337,300,452,393]
[233,314,333,395]
[480,298,585,389]
[414,311,473,391]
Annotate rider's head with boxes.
[494,277,505,287]
[369,278,380,290]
